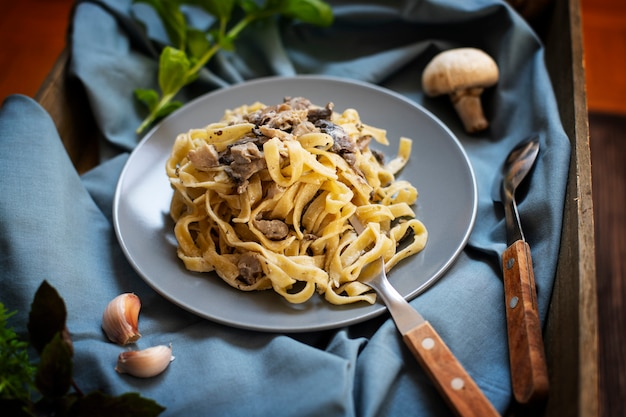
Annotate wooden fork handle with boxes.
[404,321,501,417]
[502,240,549,404]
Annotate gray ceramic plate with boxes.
[113,75,477,333]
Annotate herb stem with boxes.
[139,15,258,134]
[187,13,257,76]
[135,92,177,134]
[186,44,220,78]
[227,14,257,40]
[135,0,334,134]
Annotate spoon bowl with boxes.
[502,135,540,202]
[500,135,540,244]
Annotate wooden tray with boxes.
[539,1,597,416]
[35,0,597,415]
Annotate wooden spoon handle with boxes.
[404,321,501,417]
[502,240,549,404]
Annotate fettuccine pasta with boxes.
[166,97,427,305]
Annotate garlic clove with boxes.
[115,344,175,378]
[102,293,142,345]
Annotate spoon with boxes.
[498,135,549,404]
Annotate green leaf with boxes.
[27,281,68,355]
[238,0,261,14]
[134,89,160,112]
[134,0,333,134]
[159,47,191,97]
[69,391,165,417]
[278,0,334,26]
[183,0,236,20]
[186,28,213,60]
[155,101,183,119]
[34,333,73,399]
[134,0,188,49]
[217,33,236,51]
[0,303,35,402]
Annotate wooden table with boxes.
[35,0,597,415]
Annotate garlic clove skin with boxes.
[102,293,141,345]
[115,344,175,378]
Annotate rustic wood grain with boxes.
[588,112,626,417]
[541,1,598,417]
[403,322,501,417]
[502,241,549,405]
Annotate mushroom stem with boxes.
[450,88,488,133]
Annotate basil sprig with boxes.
[134,0,334,134]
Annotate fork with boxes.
[351,217,500,417]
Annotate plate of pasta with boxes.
[113,75,477,332]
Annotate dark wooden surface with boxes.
[540,2,597,416]
[589,113,626,417]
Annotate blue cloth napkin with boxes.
[0,0,570,415]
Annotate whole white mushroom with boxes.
[422,48,499,133]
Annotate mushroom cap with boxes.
[422,48,499,97]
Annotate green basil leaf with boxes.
[158,47,191,97]
[186,28,213,60]
[218,33,236,51]
[279,0,333,26]
[134,88,160,112]
[155,101,183,119]
[27,281,67,355]
[238,0,261,14]
[34,332,73,399]
[134,0,188,49]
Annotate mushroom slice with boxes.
[422,47,499,133]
